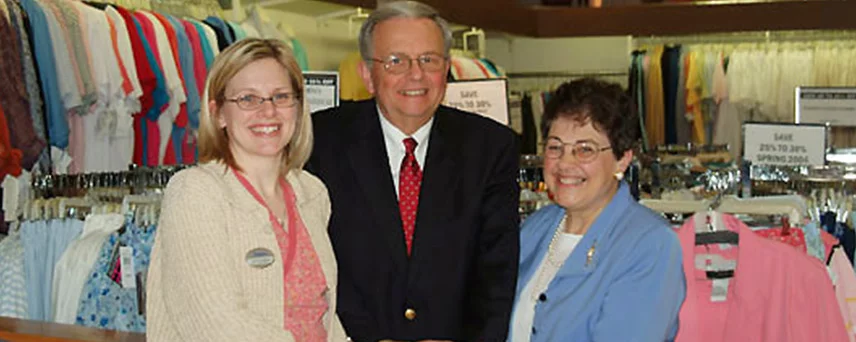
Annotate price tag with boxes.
[796,87,856,126]
[443,79,509,126]
[742,122,826,166]
[303,71,339,114]
[120,246,136,289]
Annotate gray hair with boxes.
[358,1,453,61]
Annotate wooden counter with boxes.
[0,317,145,342]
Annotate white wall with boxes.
[247,7,361,72]
[487,34,633,90]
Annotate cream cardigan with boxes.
[146,162,346,341]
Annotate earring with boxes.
[614,171,624,181]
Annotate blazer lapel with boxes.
[347,101,408,271]
[408,108,462,284]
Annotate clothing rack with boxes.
[30,165,189,200]
[507,70,629,92]
[641,195,805,225]
[506,70,629,78]
[633,29,856,47]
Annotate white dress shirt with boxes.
[377,107,434,199]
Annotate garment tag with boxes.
[96,111,117,137]
[108,242,123,285]
[710,278,730,302]
[2,175,19,221]
[120,246,136,289]
[50,147,73,174]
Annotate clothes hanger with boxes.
[695,195,739,246]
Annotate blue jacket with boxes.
[510,183,686,342]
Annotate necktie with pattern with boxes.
[399,137,422,256]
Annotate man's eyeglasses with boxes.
[543,137,612,163]
[225,92,300,111]
[368,53,448,74]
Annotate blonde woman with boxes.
[146,38,346,341]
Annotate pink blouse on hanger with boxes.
[676,212,849,342]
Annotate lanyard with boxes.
[231,168,300,279]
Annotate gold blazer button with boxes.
[404,308,417,321]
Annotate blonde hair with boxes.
[198,38,312,176]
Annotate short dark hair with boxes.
[541,78,638,159]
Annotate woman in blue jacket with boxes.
[510,78,685,342]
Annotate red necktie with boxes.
[399,137,422,256]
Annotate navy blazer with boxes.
[307,99,520,342]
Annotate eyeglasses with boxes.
[543,137,612,163]
[368,53,448,74]
[225,92,300,111]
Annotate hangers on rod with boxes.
[462,27,485,59]
[695,192,740,246]
[348,7,368,37]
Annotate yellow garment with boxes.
[338,51,373,101]
[0,0,9,23]
[685,50,706,144]
[645,46,665,147]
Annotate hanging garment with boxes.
[0,226,27,319]
[339,51,372,101]
[18,0,68,149]
[754,226,807,253]
[0,9,43,170]
[0,105,23,179]
[291,38,309,71]
[685,50,706,144]
[675,213,849,342]
[661,45,681,145]
[519,94,537,154]
[21,219,84,321]
[645,46,665,147]
[7,1,47,153]
[829,248,856,341]
[52,213,124,324]
[75,220,156,333]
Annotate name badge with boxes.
[245,248,276,268]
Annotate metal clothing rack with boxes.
[506,70,629,78]
[22,165,185,222]
[633,29,856,47]
[30,165,189,200]
[507,70,630,92]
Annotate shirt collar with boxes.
[377,105,434,151]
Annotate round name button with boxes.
[245,248,276,268]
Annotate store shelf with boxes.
[0,317,145,342]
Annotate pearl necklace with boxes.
[530,215,569,301]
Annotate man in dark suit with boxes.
[307,1,520,341]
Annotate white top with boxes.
[511,231,583,342]
[106,6,144,114]
[138,11,186,120]
[377,107,433,198]
[41,3,82,110]
[51,214,124,324]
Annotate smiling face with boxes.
[359,17,449,129]
[543,116,633,216]
[212,58,298,163]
